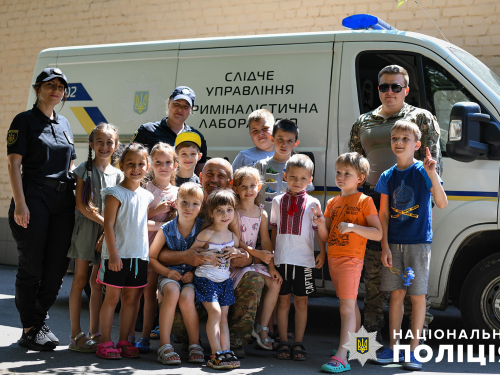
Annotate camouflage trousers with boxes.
[171,271,265,347]
[363,247,434,334]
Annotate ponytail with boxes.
[82,142,99,213]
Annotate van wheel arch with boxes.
[459,253,500,332]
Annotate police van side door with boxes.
[338,40,499,304]
[175,41,335,290]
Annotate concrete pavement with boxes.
[0,264,498,374]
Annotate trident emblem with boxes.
[356,337,368,354]
[134,91,149,114]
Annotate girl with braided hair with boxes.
[67,123,122,353]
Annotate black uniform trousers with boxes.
[9,179,75,328]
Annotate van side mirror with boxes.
[446,102,500,162]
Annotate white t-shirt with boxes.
[101,185,154,261]
[195,234,234,283]
[270,190,320,268]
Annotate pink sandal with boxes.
[116,340,140,358]
[96,341,121,359]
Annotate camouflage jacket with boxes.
[349,103,443,181]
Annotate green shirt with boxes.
[349,103,443,186]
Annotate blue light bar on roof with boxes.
[342,14,397,31]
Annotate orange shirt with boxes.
[324,192,377,260]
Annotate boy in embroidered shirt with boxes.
[270,154,325,361]
[232,109,275,171]
[175,132,203,186]
[374,120,447,371]
[254,119,314,220]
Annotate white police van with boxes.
[26,15,500,333]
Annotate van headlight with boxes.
[449,120,462,141]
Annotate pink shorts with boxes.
[328,256,364,299]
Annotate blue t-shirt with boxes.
[162,217,204,275]
[375,161,442,244]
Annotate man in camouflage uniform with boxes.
[158,158,264,358]
[349,65,442,345]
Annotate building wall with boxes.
[0,0,499,262]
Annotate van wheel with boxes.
[460,253,500,332]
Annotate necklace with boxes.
[152,180,171,190]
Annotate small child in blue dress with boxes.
[191,189,241,370]
[149,182,205,366]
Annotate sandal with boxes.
[157,343,181,365]
[321,355,351,373]
[135,337,150,354]
[291,342,307,361]
[276,341,291,360]
[188,343,205,363]
[252,324,274,350]
[150,326,160,340]
[207,351,234,370]
[68,332,98,353]
[88,332,101,344]
[116,340,140,358]
[127,335,136,346]
[223,350,240,368]
[96,341,121,359]
[331,349,350,359]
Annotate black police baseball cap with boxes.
[170,86,195,107]
[35,68,68,89]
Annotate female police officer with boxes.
[7,68,77,351]
[132,86,208,174]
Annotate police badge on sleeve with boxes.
[7,130,18,146]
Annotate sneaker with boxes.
[40,323,59,345]
[19,326,56,351]
[372,347,404,364]
[403,351,422,371]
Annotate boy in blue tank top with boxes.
[374,120,447,371]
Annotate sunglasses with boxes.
[378,83,407,93]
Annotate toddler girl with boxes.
[67,123,122,353]
[192,189,241,370]
[96,143,154,359]
[149,182,205,365]
[134,142,179,353]
[229,167,282,350]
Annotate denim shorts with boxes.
[157,275,195,295]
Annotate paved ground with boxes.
[0,264,498,374]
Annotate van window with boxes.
[356,52,423,114]
[422,56,485,154]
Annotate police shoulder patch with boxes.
[131,131,138,143]
[7,130,18,146]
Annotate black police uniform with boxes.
[7,105,76,329]
[132,117,207,165]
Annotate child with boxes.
[374,120,447,371]
[313,153,382,373]
[232,109,275,171]
[134,142,179,353]
[191,189,241,370]
[149,182,205,365]
[175,132,203,186]
[229,167,282,350]
[96,143,154,359]
[270,154,326,361]
[254,119,314,219]
[67,123,122,353]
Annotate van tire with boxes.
[460,253,500,333]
